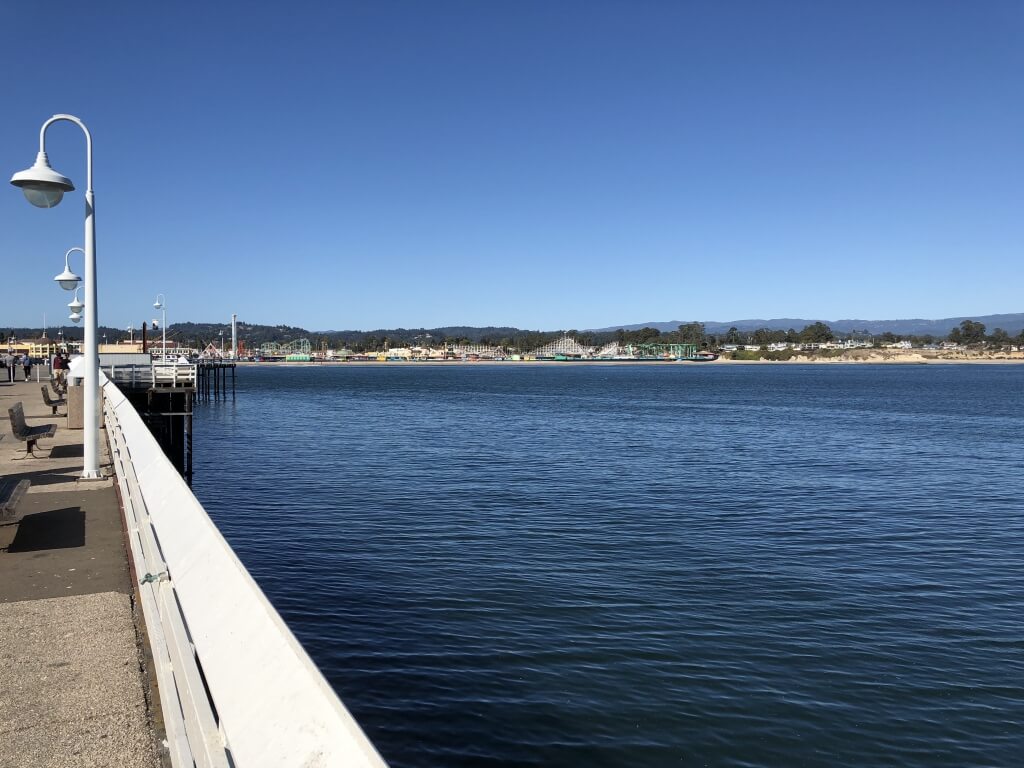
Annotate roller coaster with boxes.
[595,342,699,359]
[258,339,312,359]
[531,335,593,358]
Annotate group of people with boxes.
[1,351,70,384]
[2,351,35,383]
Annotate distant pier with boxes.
[197,360,236,400]
[106,358,197,481]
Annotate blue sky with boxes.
[1,1,1021,334]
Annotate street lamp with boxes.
[10,114,101,479]
[153,294,166,360]
[68,286,84,323]
[55,247,83,290]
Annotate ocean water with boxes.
[191,364,1023,767]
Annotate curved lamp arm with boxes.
[40,115,93,193]
[64,246,84,268]
[55,246,84,290]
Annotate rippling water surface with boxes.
[191,364,1023,766]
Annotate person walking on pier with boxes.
[52,352,65,387]
[3,351,14,383]
[22,353,32,381]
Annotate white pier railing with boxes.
[105,362,197,388]
[102,373,387,768]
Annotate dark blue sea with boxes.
[191,364,1023,767]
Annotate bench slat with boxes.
[0,478,31,519]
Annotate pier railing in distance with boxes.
[102,372,388,767]
[104,362,197,388]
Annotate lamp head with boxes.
[54,266,82,291]
[10,152,75,208]
[154,300,163,311]
[69,312,82,324]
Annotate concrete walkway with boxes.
[0,378,159,768]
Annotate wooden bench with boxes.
[7,402,57,459]
[41,386,67,415]
[0,477,30,520]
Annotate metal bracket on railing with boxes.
[140,571,169,585]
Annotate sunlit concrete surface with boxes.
[0,593,158,768]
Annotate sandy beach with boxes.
[233,350,1024,366]
[715,349,1024,364]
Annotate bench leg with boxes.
[12,438,50,460]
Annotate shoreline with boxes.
[231,353,1024,367]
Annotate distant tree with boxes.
[953,320,986,345]
[785,328,799,343]
[725,326,741,344]
[988,328,1011,347]
[750,327,785,347]
[620,327,662,344]
[675,322,705,345]
[799,322,834,343]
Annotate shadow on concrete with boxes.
[48,444,84,459]
[0,467,80,489]
[7,507,85,552]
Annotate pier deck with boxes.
[0,379,159,767]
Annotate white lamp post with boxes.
[154,294,166,360]
[11,115,101,479]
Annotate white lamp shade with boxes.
[69,312,82,324]
[10,152,74,209]
[54,266,82,291]
[68,297,85,313]
[22,184,65,208]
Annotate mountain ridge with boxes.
[590,313,1024,336]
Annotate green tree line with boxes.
[5,318,1022,353]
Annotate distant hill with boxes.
[592,313,1024,336]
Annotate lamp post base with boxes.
[79,470,104,481]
